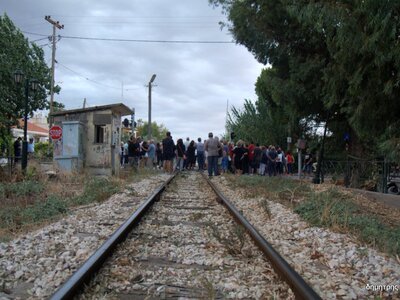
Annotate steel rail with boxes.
[203,174,321,300]
[50,173,177,300]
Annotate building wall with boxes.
[53,108,122,176]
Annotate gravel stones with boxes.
[80,173,294,299]
[212,175,400,299]
[0,175,169,299]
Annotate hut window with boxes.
[95,125,105,143]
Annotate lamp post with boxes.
[14,70,38,171]
[148,74,156,140]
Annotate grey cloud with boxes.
[1,0,264,140]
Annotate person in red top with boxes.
[248,141,255,174]
[228,142,234,173]
[286,150,295,174]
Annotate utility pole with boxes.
[45,15,64,128]
[148,74,156,140]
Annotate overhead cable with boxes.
[22,31,234,44]
[57,61,141,91]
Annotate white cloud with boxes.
[1,0,265,141]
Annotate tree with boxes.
[0,14,54,151]
[135,119,168,142]
[210,0,400,160]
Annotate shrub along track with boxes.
[51,172,320,299]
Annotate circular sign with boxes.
[49,125,62,140]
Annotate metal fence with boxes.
[315,158,399,194]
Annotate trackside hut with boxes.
[51,103,133,176]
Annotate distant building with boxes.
[51,103,133,176]
[12,120,49,142]
[30,112,48,130]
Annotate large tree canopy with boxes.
[211,0,400,159]
[0,14,52,138]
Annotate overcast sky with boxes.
[1,0,265,141]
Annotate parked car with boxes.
[388,177,400,195]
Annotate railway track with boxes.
[51,172,320,299]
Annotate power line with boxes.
[57,61,141,91]
[61,35,234,43]
[22,31,234,44]
[51,14,222,19]
[31,37,49,43]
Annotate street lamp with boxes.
[148,74,156,140]
[14,70,38,171]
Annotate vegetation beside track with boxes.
[225,175,400,256]
[0,165,159,242]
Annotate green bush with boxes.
[0,207,21,228]
[0,180,44,200]
[70,177,119,206]
[34,141,53,159]
[22,195,68,224]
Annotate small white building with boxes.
[51,103,133,176]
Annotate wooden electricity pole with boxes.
[45,15,64,128]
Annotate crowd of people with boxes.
[120,131,315,177]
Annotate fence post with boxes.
[298,149,302,179]
[383,158,388,194]
[345,153,350,188]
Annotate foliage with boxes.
[135,119,168,142]
[0,14,58,146]
[210,0,400,158]
[22,195,68,224]
[34,141,53,159]
[0,195,67,228]
[0,127,12,156]
[0,180,44,200]
[70,177,120,206]
[228,98,291,147]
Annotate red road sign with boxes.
[49,125,62,140]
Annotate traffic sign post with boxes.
[49,125,62,140]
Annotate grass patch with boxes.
[0,175,121,239]
[0,180,44,200]
[0,195,67,228]
[21,195,68,224]
[70,177,120,206]
[227,175,311,205]
[295,188,400,255]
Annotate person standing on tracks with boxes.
[175,138,186,171]
[148,140,156,169]
[205,132,220,177]
[196,137,205,171]
[183,137,190,169]
[156,142,163,169]
[267,145,278,176]
[233,140,245,175]
[128,136,140,170]
[186,140,196,170]
[162,131,175,173]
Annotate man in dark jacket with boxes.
[162,131,175,173]
[128,136,140,170]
